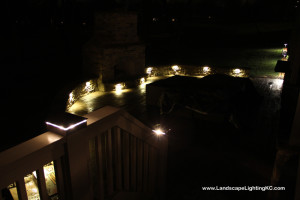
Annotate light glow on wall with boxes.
[153,129,166,135]
[46,119,87,131]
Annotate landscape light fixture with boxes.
[153,128,166,136]
[115,83,124,94]
[146,67,153,75]
[233,68,241,74]
[172,65,180,72]
[46,113,87,135]
[203,66,210,73]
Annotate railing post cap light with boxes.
[45,112,87,136]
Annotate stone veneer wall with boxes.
[83,11,145,84]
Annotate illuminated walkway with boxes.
[68,71,283,199]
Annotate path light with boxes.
[203,66,210,73]
[140,77,146,85]
[84,81,93,93]
[172,65,180,72]
[146,67,153,75]
[115,83,125,95]
[68,92,74,103]
[233,68,241,74]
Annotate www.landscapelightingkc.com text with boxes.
[202,186,285,191]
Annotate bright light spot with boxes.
[31,188,38,193]
[140,77,145,85]
[284,43,288,47]
[152,17,158,21]
[115,83,124,94]
[32,171,37,179]
[153,129,166,135]
[233,68,241,74]
[171,18,176,22]
[84,81,93,93]
[274,79,284,90]
[68,92,74,103]
[46,120,87,131]
[146,67,153,75]
[172,65,180,72]
[203,66,211,73]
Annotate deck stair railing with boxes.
[0,106,168,200]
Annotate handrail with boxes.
[0,106,168,200]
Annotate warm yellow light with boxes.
[84,81,93,92]
[31,188,38,193]
[153,129,166,135]
[46,120,87,131]
[172,65,180,71]
[146,67,153,75]
[115,83,124,94]
[140,77,145,84]
[203,66,210,73]
[233,68,241,74]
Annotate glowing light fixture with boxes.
[68,92,74,103]
[203,66,210,73]
[84,81,93,93]
[172,65,180,72]
[146,67,153,75]
[46,113,87,135]
[115,83,124,93]
[153,129,166,135]
[233,68,241,74]
[140,77,146,85]
[46,120,87,131]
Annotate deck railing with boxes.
[0,106,168,200]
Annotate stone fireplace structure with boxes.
[83,11,145,86]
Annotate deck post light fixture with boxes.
[46,113,87,136]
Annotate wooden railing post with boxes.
[130,136,137,191]
[148,147,158,193]
[158,136,168,200]
[143,143,149,192]
[65,129,92,200]
[137,139,144,192]
[96,136,105,200]
[16,178,28,200]
[54,157,66,200]
[107,129,114,196]
[37,167,48,200]
[123,132,130,191]
[115,127,123,191]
